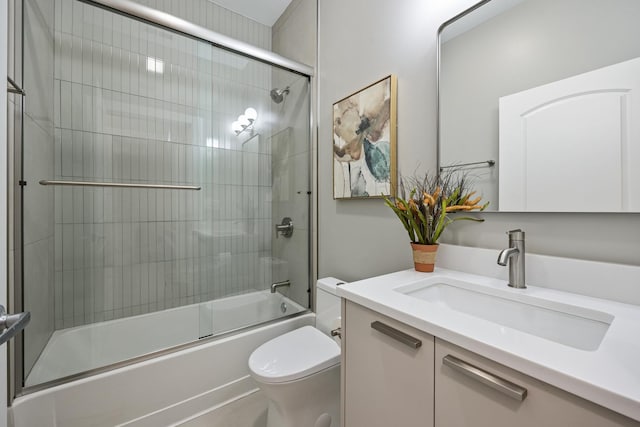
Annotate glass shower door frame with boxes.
[9,0,25,404]
[12,0,315,398]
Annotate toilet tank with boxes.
[315,277,345,337]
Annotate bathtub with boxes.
[26,290,305,386]
[12,292,313,427]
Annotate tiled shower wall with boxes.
[50,0,276,330]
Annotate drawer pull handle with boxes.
[370,321,422,349]
[443,355,528,401]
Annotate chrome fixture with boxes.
[330,327,342,339]
[270,86,290,104]
[371,321,422,349]
[0,305,30,346]
[232,107,258,136]
[443,355,527,401]
[275,217,294,238]
[497,229,526,289]
[7,76,25,96]
[439,159,495,171]
[39,180,201,190]
[83,0,314,77]
[271,280,291,294]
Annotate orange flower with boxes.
[432,187,441,200]
[465,196,481,206]
[423,192,435,207]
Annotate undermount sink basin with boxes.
[395,278,613,351]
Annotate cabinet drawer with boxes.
[342,300,434,427]
[435,338,639,427]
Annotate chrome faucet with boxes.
[497,229,526,289]
[275,217,294,238]
[270,280,291,293]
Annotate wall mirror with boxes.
[438,0,640,212]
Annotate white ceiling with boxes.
[207,0,293,26]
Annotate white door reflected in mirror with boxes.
[438,0,640,212]
[499,57,640,212]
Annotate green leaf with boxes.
[431,200,450,243]
[383,196,416,241]
[451,216,485,223]
[399,199,424,243]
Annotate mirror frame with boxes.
[436,0,493,178]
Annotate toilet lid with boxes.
[248,326,340,384]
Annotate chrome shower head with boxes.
[270,86,290,104]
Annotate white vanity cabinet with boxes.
[434,339,639,427]
[341,300,640,427]
[341,300,434,427]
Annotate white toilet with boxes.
[248,277,343,427]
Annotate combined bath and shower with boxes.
[270,86,290,103]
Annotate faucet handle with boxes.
[507,229,525,240]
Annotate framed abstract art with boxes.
[332,75,397,199]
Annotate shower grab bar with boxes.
[0,305,31,346]
[39,180,201,190]
[7,77,25,96]
[439,160,495,171]
[82,0,313,77]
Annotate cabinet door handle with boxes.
[370,321,422,349]
[443,355,528,401]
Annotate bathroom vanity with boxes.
[341,301,434,426]
[337,247,640,426]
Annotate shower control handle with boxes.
[275,217,294,238]
[0,305,31,346]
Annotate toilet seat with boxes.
[249,326,340,384]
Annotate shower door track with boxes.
[82,0,314,77]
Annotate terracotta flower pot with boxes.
[410,243,439,272]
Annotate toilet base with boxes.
[266,401,335,427]
[258,364,340,427]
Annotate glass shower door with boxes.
[269,70,312,310]
[20,0,311,389]
[197,69,312,340]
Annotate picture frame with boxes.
[333,75,397,199]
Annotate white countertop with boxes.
[337,267,640,422]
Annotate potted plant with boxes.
[382,170,488,272]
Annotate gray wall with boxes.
[318,0,640,285]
